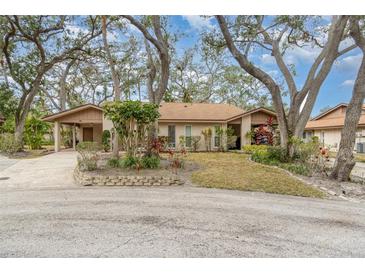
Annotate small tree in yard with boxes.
[103,100,160,158]
[201,128,212,151]
[24,114,50,150]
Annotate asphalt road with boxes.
[1,186,365,257]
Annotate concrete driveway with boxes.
[0,151,77,189]
[1,151,365,257]
[0,155,18,172]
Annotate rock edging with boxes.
[73,167,184,186]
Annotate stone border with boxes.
[74,167,184,186]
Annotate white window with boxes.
[214,125,221,147]
[185,125,192,147]
[168,125,176,148]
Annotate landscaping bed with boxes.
[74,166,184,186]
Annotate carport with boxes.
[42,104,104,152]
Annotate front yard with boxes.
[187,152,325,198]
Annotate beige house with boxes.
[304,103,365,151]
[43,102,277,152]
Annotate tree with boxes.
[167,43,270,109]
[102,15,121,157]
[330,16,365,181]
[103,100,160,157]
[1,16,102,146]
[214,16,354,156]
[122,16,171,155]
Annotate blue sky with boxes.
[170,16,363,116]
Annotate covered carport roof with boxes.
[42,104,103,123]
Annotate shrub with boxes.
[60,127,72,148]
[267,146,289,162]
[179,136,186,149]
[102,130,111,152]
[0,133,21,154]
[76,142,101,171]
[107,157,122,168]
[24,115,50,150]
[279,163,311,176]
[242,144,268,154]
[122,155,140,169]
[141,155,160,169]
[201,128,212,151]
[191,136,201,152]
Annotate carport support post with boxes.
[54,121,61,152]
[72,124,76,150]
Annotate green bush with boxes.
[107,157,123,168]
[76,142,101,171]
[122,155,140,169]
[24,115,50,150]
[242,144,268,154]
[141,155,160,169]
[278,163,311,176]
[102,130,111,152]
[0,133,21,154]
[267,146,289,162]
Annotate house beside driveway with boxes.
[304,103,365,151]
[42,102,277,152]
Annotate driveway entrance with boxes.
[0,151,78,189]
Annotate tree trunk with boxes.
[330,17,365,181]
[329,57,365,180]
[59,59,76,111]
[102,16,121,158]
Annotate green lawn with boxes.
[329,151,365,163]
[187,152,325,198]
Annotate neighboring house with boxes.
[42,102,277,152]
[304,103,365,151]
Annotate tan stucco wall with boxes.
[241,115,251,146]
[102,114,113,131]
[307,127,365,151]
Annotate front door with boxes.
[83,127,93,142]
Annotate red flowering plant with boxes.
[253,117,274,145]
[167,147,187,174]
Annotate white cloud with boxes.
[335,53,362,72]
[284,46,321,65]
[260,54,276,65]
[341,79,355,87]
[183,16,214,31]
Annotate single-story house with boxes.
[42,102,277,152]
[304,103,365,151]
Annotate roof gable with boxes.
[42,104,103,122]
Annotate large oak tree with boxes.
[215,15,354,155]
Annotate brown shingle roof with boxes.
[158,102,245,122]
[306,104,365,129]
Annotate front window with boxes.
[168,125,176,148]
[185,125,192,147]
[214,125,221,147]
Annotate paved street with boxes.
[1,186,365,257]
[0,152,365,257]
